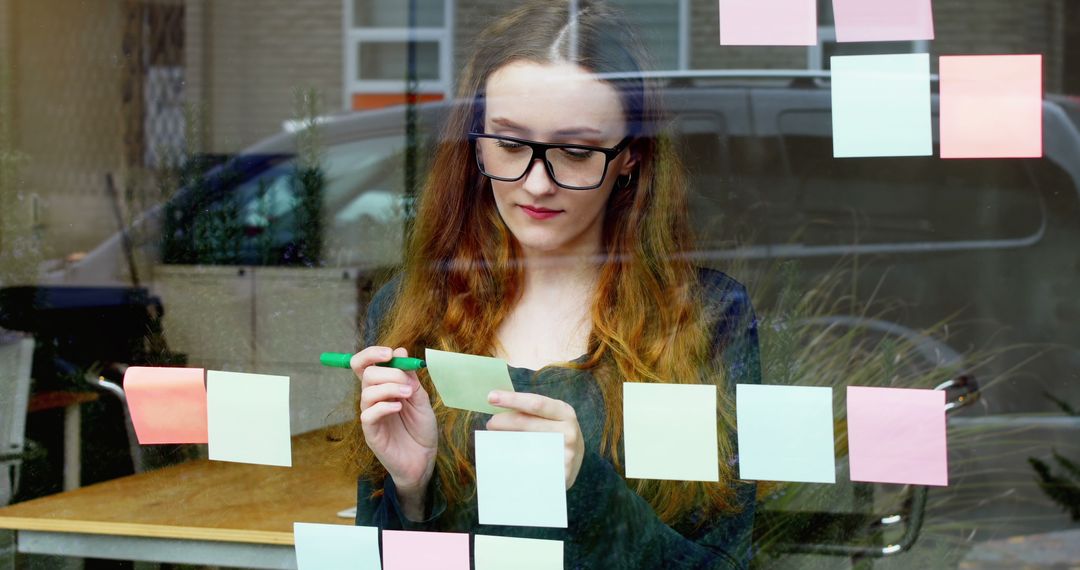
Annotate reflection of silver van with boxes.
[51,72,1080,426]
[34,72,1080,563]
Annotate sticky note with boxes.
[719,0,817,46]
[940,55,1043,159]
[475,535,564,570]
[475,431,567,528]
[847,386,947,486]
[293,523,380,570]
[831,53,932,158]
[736,384,836,483]
[832,0,934,43]
[424,348,515,414]
[207,370,292,467]
[383,530,469,570]
[123,366,208,444]
[623,383,719,481]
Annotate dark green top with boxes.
[356,268,762,569]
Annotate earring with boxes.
[618,171,634,189]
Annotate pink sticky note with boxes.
[719,0,817,46]
[124,367,209,444]
[382,530,469,570]
[847,386,947,486]
[940,55,1043,159]
[832,0,934,42]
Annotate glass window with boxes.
[4,2,1080,569]
[357,41,441,81]
[353,0,445,28]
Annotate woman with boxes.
[346,1,761,567]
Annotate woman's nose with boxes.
[521,157,557,195]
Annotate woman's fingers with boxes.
[487,391,576,422]
[363,365,417,388]
[359,381,413,412]
[486,411,560,433]
[359,400,403,427]
[351,345,394,375]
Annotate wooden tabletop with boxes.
[27,391,100,413]
[0,426,358,545]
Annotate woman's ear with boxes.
[619,144,640,176]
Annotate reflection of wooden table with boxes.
[0,427,357,569]
[28,391,100,491]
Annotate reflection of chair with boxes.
[0,333,35,506]
[753,317,981,567]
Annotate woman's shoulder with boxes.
[694,266,755,318]
[362,273,404,345]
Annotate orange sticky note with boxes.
[940,55,1043,159]
[124,366,209,444]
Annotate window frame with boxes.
[341,0,455,110]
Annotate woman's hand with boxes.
[354,346,438,519]
[486,391,585,490]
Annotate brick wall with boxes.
[9,0,127,258]
[189,0,344,154]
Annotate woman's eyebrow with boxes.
[489,116,604,136]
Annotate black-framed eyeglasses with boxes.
[468,132,633,190]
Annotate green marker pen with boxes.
[319,352,427,371]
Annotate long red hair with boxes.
[347,0,739,523]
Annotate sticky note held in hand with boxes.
[424,348,515,414]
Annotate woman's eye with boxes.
[560,147,595,161]
[494,139,526,151]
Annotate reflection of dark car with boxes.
[41,72,1080,562]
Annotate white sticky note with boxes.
[293,523,380,570]
[624,383,719,482]
[831,53,932,158]
[736,384,836,483]
[207,370,292,467]
[475,431,567,528]
[474,535,564,570]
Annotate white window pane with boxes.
[357,41,440,80]
[353,0,444,28]
[610,0,679,70]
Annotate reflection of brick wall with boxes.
[188,0,343,154]
[933,0,1064,92]
[11,0,126,258]
[452,0,516,95]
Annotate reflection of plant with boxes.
[291,86,325,267]
[0,63,41,287]
[734,254,1064,568]
[747,258,964,562]
[1028,394,1080,521]
[1029,451,1080,521]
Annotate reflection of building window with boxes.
[808,0,930,70]
[343,0,453,110]
[611,0,689,70]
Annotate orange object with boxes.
[124,367,209,444]
[351,92,444,111]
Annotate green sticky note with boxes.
[623,383,720,482]
[424,348,515,414]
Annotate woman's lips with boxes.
[519,204,563,220]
